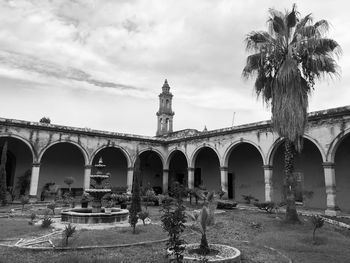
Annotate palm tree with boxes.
[243,4,341,223]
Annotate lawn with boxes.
[0,205,349,262]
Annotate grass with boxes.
[0,218,49,240]
[53,224,167,247]
[0,205,350,262]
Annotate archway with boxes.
[168,150,188,187]
[271,138,325,209]
[227,143,264,202]
[0,137,33,196]
[193,147,220,191]
[139,150,163,192]
[91,147,128,189]
[334,134,350,212]
[38,142,85,197]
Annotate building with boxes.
[1,80,350,216]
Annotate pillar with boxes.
[29,162,40,201]
[323,162,338,216]
[263,165,273,202]
[188,167,194,189]
[220,166,228,199]
[127,167,134,194]
[84,165,92,190]
[163,169,169,194]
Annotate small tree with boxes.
[16,169,31,196]
[311,215,324,244]
[161,197,186,262]
[47,201,56,215]
[39,117,51,124]
[0,141,8,206]
[129,154,142,233]
[64,177,75,193]
[21,195,30,213]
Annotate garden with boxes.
[0,180,350,263]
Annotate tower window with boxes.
[166,99,170,108]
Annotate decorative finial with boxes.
[203,125,208,132]
[162,79,170,93]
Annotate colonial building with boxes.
[1,80,350,216]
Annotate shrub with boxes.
[30,212,36,221]
[47,201,56,215]
[20,195,30,212]
[41,216,53,228]
[16,169,31,196]
[138,211,149,225]
[63,223,76,246]
[7,186,16,203]
[242,194,259,204]
[161,196,186,262]
[39,117,51,124]
[144,188,156,210]
[311,215,324,244]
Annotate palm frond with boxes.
[242,53,263,78]
[245,31,274,52]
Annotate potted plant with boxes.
[104,200,113,214]
[81,192,91,208]
[118,193,129,209]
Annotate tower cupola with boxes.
[156,79,175,136]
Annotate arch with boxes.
[90,145,132,167]
[138,148,165,168]
[267,135,326,166]
[223,139,266,167]
[0,134,36,162]
[327,127,350,162]
[38,140,89,165]
[165,148,189,170]
[190,144,221,168]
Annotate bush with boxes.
[41,216,53,228]
[47,202,56,215]
[217,200,237,210]
[63,223,76,246]
[161,196,186,262]
[16,169,31,196]
[138,211,149,225]
[39,117,51,124]
[242,194,259,204]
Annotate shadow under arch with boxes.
[269,135,326,209]
[90,145,132,168]
[223,139,266,167]
[327,127,350,163]
[165,148,189,170]
[38,140,89,165]
[267,135,326,166]
[0,134,36,162]
[137,148,165,168]
[190,144,221,168]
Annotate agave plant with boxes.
[188,205,212,255]
[311,215,324,244]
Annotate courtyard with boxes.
[0,201,350,263]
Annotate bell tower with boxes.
[156,79,175,136]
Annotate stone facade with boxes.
[1,86,350,216]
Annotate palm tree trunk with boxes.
[284,139,300,223]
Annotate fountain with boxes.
[61,158,129,224]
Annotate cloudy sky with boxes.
[0,0,349,136]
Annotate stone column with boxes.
[163,169,169,194]
[83,165,92,190]
[323,162,338,216]
[188,167,195,189]
[169,119,173,132]
[220,166,228,199]
[29,162,41,201]
[263,165,273,202]
[127,167,134,194]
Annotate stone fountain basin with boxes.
[61,208,129,224]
